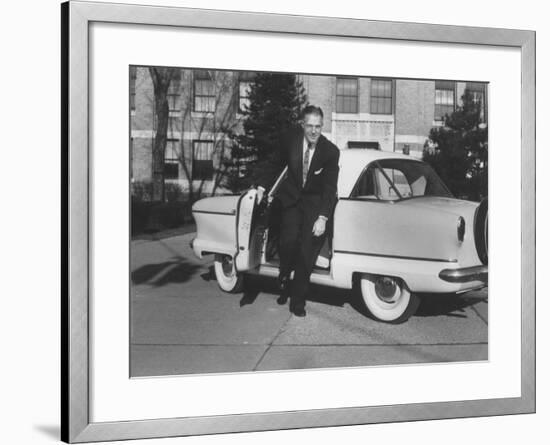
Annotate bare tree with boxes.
[149,67,180,201]
[175,70,241,201]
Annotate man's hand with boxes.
[312,216,327,237]
[256,186,265,205]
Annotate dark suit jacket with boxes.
[259,128,340,220]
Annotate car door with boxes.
[234,189,265,271]
[234,167,288,272]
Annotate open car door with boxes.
[234,167,288,272]
[234,188,264,272]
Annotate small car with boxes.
[191,149,488,323]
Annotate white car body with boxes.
[191,149,488,322]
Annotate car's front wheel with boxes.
[360,274,419,323]
[214,254,244,293]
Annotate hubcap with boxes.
[374,277,399,303]
[221,256,234,277]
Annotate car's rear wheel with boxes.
[360,274,419,323]
[214,254,244,293]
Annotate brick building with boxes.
[130,66,487,197]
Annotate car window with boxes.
[351,166,378,199]
[373,169,397,200]
[350,159,452,200]
[410,175,427,195]
[382,168,412,198]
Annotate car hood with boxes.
[396,196,479,217]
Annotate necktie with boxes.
[303,142,314,186]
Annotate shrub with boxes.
[164,182,186,202]
[131,181,153,202]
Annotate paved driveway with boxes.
[130,233,488,377]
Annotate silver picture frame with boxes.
[61,1,535,442]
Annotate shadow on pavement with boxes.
[414,292,488,318]
[236,275,487,322]
[239,286,261,306]
[308,284,374,319]
[240,275,373,317]
[200,265,216,282]
[131,256,202,287]
[238,275,273,306]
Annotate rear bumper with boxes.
[438,265,488,284]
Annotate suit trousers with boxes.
[278,203,325,310]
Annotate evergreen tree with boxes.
[225,73,308,192]
[423,91,488,201]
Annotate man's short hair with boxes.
[301,105,324,120]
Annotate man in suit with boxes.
[256,105,340,317]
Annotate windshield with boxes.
[350,158,453,201]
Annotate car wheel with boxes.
[214,254,244,293]
[360,274,419,323]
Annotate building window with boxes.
[370,79,393,114]
[465,82,487,123]
[238,71,255,114]
[336,77,358,113]
[239,81,251,113]
[167,70,181,112]
[130,66,137,111]
[164,139,179,180]
[193,70,215,112]
[434,80,455,121]
[193,140,214,181]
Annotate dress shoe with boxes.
[276,294,289,305]
[291,307,306,317]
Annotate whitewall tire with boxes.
[360,274,419,323]
[214,254,244,293]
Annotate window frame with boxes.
[192,139,215,181]
[370,78,393,115]
[434,80,456,121]
[193,70,216,113]
[237,71,256,114]
[335,77,359,114]
[164,138,180,180]
[465,82,487,124]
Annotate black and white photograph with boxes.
[129,67,489,377]
[2,0,546,441]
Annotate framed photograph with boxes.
[62,0,535,442]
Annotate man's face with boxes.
[302,113,323,145]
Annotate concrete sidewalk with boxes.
[130,233,488,377]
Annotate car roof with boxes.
[337,149,424,197]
